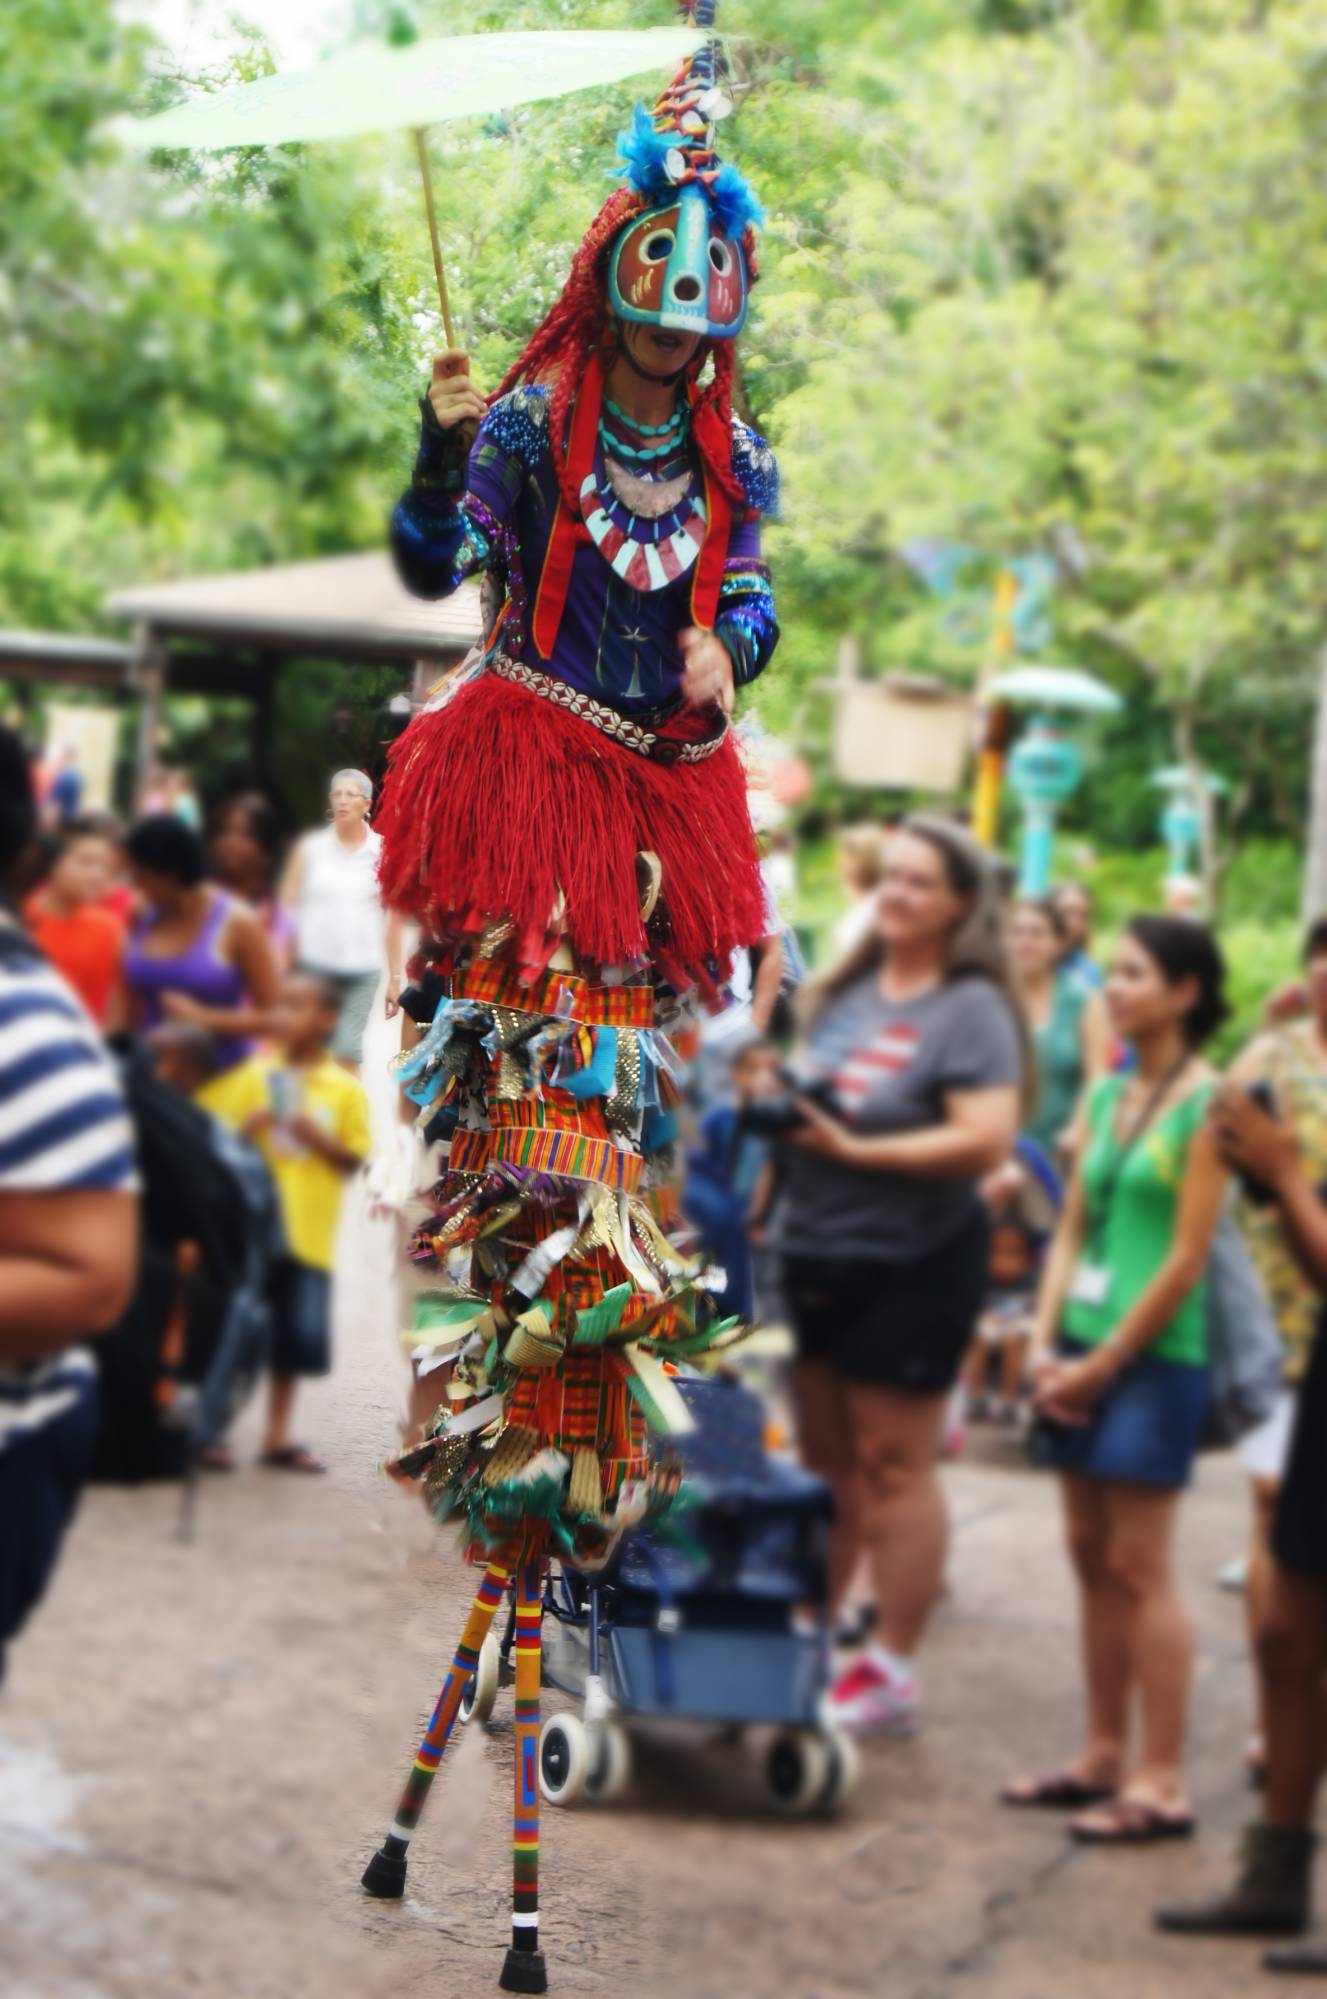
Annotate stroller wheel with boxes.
[586,1721,632,1804]
[816,1726,860,1814]
[539,1714,590,1807]
[765,1729,829,1815]
[460,1632,501,1726]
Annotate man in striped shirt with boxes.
[0,727,138,1681]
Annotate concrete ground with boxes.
[1,1017,1316,1998]
[2,1297,1311,1999]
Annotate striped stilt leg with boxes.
[361,1558,511,1899]
[499,1556,547,1994]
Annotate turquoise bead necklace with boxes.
[603,395,687,437]
[598,393,691,468]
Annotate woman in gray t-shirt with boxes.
[781,816,1023,1738]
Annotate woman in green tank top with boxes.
[1002,916,1229,1845]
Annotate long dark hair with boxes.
[1015,895,1068,945]
[126,813,207,889]
[212,790,285,875]
[1126,915,1229,1048]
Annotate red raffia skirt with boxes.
[374,670,766,988]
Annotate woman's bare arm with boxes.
[277,837,307,914]
[792,1085,1019,1180]
[102,966,138,1037]
[1030,1165,1087,1362]
[1079,990,1112,1083]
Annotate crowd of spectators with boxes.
[7,739,1327,1974]
[680,816,1327,1973]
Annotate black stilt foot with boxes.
[361,1847,408,1899]
[499,1946,548,1993]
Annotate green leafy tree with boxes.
[766,0,1327,891]
[3,0,1324,876]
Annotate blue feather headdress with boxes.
[613,104,763,237]
[614,103,677,200]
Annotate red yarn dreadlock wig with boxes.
[489,186,761,521]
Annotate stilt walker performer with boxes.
[360,5,778,1989]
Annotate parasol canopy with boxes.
[116,27,708,151]
[117,25,713,348]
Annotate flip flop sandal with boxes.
[1001,1771,1118,1810]
[260,1445,328,1475]
[1070,1798,1195,1845]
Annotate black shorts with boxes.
[1274,1314,1327,1578]
[268,1257,333,1379]
[783,1204,989,1396]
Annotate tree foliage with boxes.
[2,0,1324,847]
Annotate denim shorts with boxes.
[0,1374,100,1678]
[1033,1337,1209,1489]
[268,1257,332,1378]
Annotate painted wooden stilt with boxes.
[361,1558,511,1899]
[499,1556,547,1994]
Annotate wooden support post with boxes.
[131,623,166,810]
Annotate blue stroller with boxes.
[460,1373,859,1816]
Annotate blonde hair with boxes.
[838,823,890,895]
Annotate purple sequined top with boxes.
[391,384,779,715]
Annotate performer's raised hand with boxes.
[679,627,735,716]
[427,350,487,446]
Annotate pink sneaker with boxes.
[828,1655,919,1737]
[942,1421,968,1461]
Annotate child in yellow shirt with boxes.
[201,973,370,1472]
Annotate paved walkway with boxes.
[1,1013,1315,1998]
[1,1324,1308,1999]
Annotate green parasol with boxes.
[118,26,708,346]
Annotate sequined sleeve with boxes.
[714,417,780,685]
[715,552,779,687]
[391,387,548,601]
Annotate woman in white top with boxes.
[281,770,398,1070]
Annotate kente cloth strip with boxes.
[387,939,735,1563]
[449,1124,642,1195]
[448,960,656,1029]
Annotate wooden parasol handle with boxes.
[412,126,456,349]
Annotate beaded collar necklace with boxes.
[598,393,691,469]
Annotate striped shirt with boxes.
[0,923,138,1448]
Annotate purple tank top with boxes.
[125,891,251,1069]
